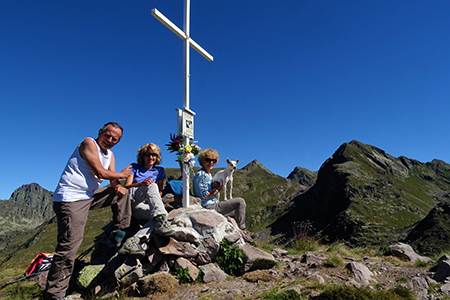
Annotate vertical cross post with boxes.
[152,0,213,207]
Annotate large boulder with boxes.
[345,262,375,286]
[168,204,246,246]
[240,243,276,272]
[388,243,433,263]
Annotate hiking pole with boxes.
[76,244,95,262]
[0,245,95,290]
[0,268,48,289]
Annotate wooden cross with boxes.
[152,0,213,207]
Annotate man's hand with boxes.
[120,166,132,179]
[114,184,127,197]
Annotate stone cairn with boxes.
[73,196,276,298]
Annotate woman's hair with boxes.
[137,143,162,166]
[198,149,219,167]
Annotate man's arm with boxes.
[108,153,128,197]
[79,138,130,180]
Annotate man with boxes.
[45,122,132,300]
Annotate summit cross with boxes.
[152,0,213,207]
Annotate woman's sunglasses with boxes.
[205,158,217,163]
[144,152,158,158]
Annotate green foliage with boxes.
[380,245,390,256]
[216,239,244,276]
[428,281,441,294]
[397,276,409,284]
[415,259,429,267]
[258,287,301,300]
[318,284,415,300]
[175,266,193,283]
[197,267,204,283]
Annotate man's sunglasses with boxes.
[103,132,119,143]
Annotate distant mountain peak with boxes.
[241,159,274,175]
[10,183,53,204]
[0,183,54,231]
[287,166,317,187]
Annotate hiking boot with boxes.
[109,229,126,247]
[154,215,175,237]
[118,236,146,257]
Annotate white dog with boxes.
[213,158,239,201]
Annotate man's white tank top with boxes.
[53,138,112,202]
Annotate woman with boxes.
[119,143,174,256]
[193,149,248,232]
[125,143,165,195]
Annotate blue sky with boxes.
[1,0,450,200]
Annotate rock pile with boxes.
[72,204,276,297]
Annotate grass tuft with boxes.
[288,221,321,253]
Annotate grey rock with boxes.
[272,248,289,258]
[441,282,450,295]
[405,277,429,299]
[240,243,276,272]
[345,262,375,286]
[302,252,325,268]
[389,243,433,263]
[201,263,228,283]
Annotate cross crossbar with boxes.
[152,8,213,62]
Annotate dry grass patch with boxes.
[242,269,274,282]
[134,273,179,299]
